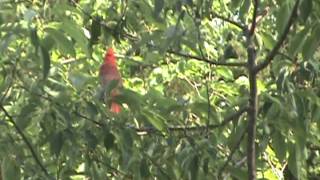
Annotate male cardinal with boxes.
[99,48,122,113]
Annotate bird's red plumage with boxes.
[99,48,122,113]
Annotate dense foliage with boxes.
[0,0,319,179]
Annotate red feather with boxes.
[99,48,122,113]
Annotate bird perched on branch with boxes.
[99,48,122,113]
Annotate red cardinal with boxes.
[99,48,122,113]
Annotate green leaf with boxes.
[30,27,39,48]
[229,167,248,179]
[215,67,234,80]
[302,24,320,60]
[104,79,120,96]
[60,19,89,56]
[141,109,167,133]
[0,33,15,55]
[47,20,89,56]
[154,0,164,19]
[261,32,276,50]
[117,89,143,111]
[288,28,309,57]
[288,144,306,179]
[239,0,251,22]
[40,34,55,51]
[230,0,244,10]
[140,159,150,178]
[271,131,286,162]
[276,2,290,34]
[69,72,91,90]
[85,130,98,150]
[265,95,282,120]
[50,132,64,157]
[39,45,51,79]
[16,104,36,130]
[90,16,101,44]
[276,68,289,93]
[44,27,76,56]
[189,154,199,180]
[1,156,21,180]
[223,45,238,59]
[104,132,115,150]
[299,0,312,22]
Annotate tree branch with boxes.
[254,0,300,73]
[0,105,51,178]
[249,0,259,36]
[167,50,247,67]
[211,11,247,31]
[135,105,248,133]
[247,46,258,180]
[246,1,260,177]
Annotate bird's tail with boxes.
[110,102,121,113]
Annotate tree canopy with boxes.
[0,0,320,179]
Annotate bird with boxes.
[99,48,122,113]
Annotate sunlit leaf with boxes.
[44,27,76,56]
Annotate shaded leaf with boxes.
[154,0,164,19]
[299,0,312,22]
[288,28,309,57]
[30,27,39,48]
[140,159,150,178]
[39,45,51,79]
[271,131,286,162]
[90,16,102,44]
[104,132,115,150]
[85,130,98,150]
[50,132,64,157]
[1,156,20,180]
[141,109,167,133]
[302,24,320,60]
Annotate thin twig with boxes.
[135,106,248,133]
[211,11,247,31]
[218,128,247,178]
[94,156,132,179]
[167,50,247,67]
[255,0,300,73]
[144,152,171,179]
[0,105,51,178]
[18,85,105,127]
[205,81,211,136]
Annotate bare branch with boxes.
[167,50,247,67]
[0,105,51,178]
[255,0,300,73]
